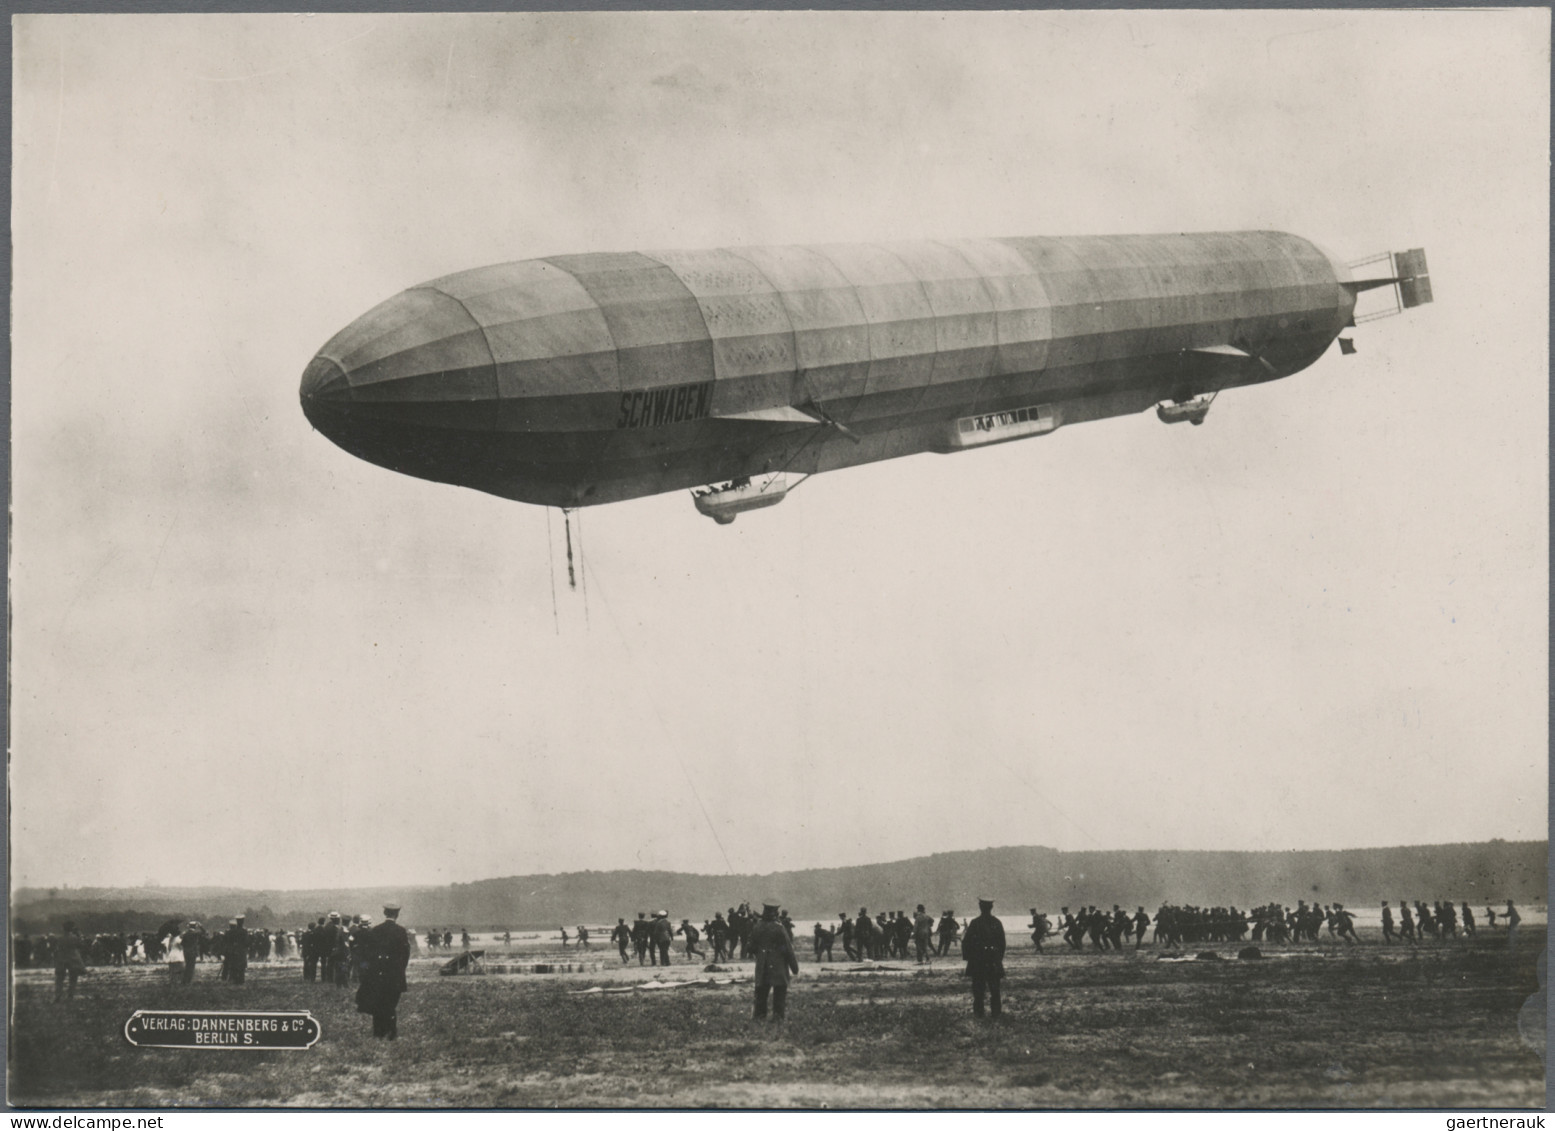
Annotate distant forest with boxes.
[12,841,1546,934]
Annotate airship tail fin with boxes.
[1345,248,1433,323]
[1393,248,1433,308]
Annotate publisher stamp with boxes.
[123,1010,320,1050]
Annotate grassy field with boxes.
[8,928,1545,1108]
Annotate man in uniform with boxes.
[913,905,936,964]
[961,897,1006,1019]
[651,911,675,966]
[631,913,652,965]
[749,900,800,1021]
[936,910,958,956]
[1381,901,1396,943]
[178,920,205,985]
[223,917,249,984]
[676,918,706,962]
[333,915,353,986]
[301,918,320,981]
[355,902,411,1039]
[54,922,87,1000]
[319,913,340,983]
[611,918,632,964]
[352,915,375,983]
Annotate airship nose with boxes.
[300,286,502,490]
[299,354,353,440]
[300,355,350,402]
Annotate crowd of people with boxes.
[15,894,1529,1003]
[579,905,972,968]
[14,920,295,978]
[580,896,1528,966]
[15,891,1533,1036]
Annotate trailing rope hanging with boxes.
[562,508,578,591]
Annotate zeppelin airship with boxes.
[300,232,1431,522]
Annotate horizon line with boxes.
[13,837,1548,896]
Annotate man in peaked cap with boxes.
[913,904,936,964]
[631,913,651,966]
[611,918,632,964]
[749,900,799,1021]
[319,913,340,985]
[223,916,249,985]
[961,897,1006,1019]
[179,920,205,985]
[356,902,411,1039]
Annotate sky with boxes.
[10,11,1549,891]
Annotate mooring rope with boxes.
[562,508,577,591]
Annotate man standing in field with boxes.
[914,905,936,963]
[1381,902,1395,943]
[334,917,353,987]
[179,920,205,985]
[611,918,632,964]
[356,902,411,1040]
[319,913,340,983]
[223,917,249,985]
[632,913,652,965]
[301,919,319,981]
[749,900,800,1021]
[961,897,1006,1019]
[651,911,675,966]
[53,922,87,1000]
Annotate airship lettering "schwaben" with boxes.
[616,381,715,430]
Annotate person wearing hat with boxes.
[630,913,652,966]
[330,917,352,988]
[53,921,88,1000]
[749,901,800,1020]
[179,920,206,984]
[609,918,632,964]
[319,913,341,985]
[223,916,249,985]
[356,902,411,1039]
[961,897,1006,1018]
[651,911,675,966]
[347,915,375,986]
[302,918,323,982]
[675,918,706,962]
[913,905,936,964]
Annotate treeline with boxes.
[13,841,1545,932]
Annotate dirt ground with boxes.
[8,927,1545,1109]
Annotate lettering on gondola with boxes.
[124,1010,321,1050]
[958,404,1057,436]
[949,403,1059,449]
[615,381,715,429]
